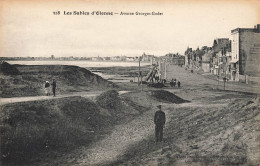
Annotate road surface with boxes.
[0,91,129,105]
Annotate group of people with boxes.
[170,78,181,88]
[44,79,56,97]
[149,75,160,83]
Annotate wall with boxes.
[239,74,246,83]
[185,54,188,66]
[239,30,260,76]
[239,74,260,85]
[231,31,239,63]
[202,63,210,73]
[248,75,260,85]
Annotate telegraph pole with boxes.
[223,63,226,90]
[222,47,226,90]
[223,75,226,90]
[217,68,219,89]
[164,61,167,80]
[140,71,143,91]
[138,56,140,86]
[138,56,143,91]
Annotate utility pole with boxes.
[164,61,167,80]
[223,75,226,90]
[217,54,220,89]
[223,61,226,90]
[217,68,219,89]
[223,50,228,90]
[158,59,161,80]
[140,71,143,91]
[222,47,227,90]
[138,56,140,86]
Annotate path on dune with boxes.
[0,91,129,105]
[53,103,174,166]
[51,102,205,166]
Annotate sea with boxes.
[6,61,150,68]
[6,60,150,82]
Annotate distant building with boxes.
[126,57,135,61]
[103,57,111,61]
[141,53,148,61]
[185,46,212,71]
[212,38,230,54]
[141,53,154,62]
[163,53,185,66]
[214,48,232,79]
[210,39,231,77]
[92,56,103,61]
[231,24,260,82]
[201,50,213,73]
[184,47,192,66]
[120,56,127,61]
[111,56,121,61]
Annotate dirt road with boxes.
[39,100,175,166]
[0,91,129,105]
[165,65,260,94]
[0,92,102,105]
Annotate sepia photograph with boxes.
[0,0,260,165]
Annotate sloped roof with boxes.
[202,50,213,62]
[213,38,230,53]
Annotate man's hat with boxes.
[157,105,161,109]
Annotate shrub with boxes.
[0,61,20,75]
[0,97,108,165]
[151,90,189,104]
[96,90,120,109]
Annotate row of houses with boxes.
[0,55,155,62]
[88,54,156,62]
[75,56,146,62]
[153,53,185,81]
[155,53,185,66]
[185,24,260,84]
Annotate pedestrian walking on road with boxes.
[177,81,181,88]
[170,79,174,87]
[154,105,166,142]
[173,79,176,87]
[51,79,56,97]
[44,81,51,96]
[155,76,159,83]
[162,79,166,84]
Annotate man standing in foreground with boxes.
[154,105,166,142]
[51,79,56,97]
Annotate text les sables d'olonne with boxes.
[53,11,163,16]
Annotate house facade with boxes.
[231,24,260,82]
[201,50,212,73]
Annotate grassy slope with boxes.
[0,65,117,97]
[0,90,152,166]
[0,97,105,165]
[110,90,260,166]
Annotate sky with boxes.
[0,0,259,57]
